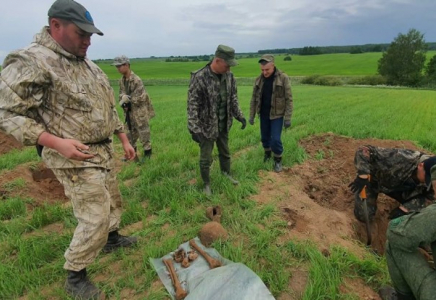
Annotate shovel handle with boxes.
[359,175,371,200]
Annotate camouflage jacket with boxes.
[119,71,155,120]
[249,68,293,121]
[0,27,123,170]
[187,64,244,140]
[354,145,432,197]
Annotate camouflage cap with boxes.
[111,55,130,66]
[423,156,436,190]
[215,44,237,66]
[259,54,274,63]
[48,0,103,36]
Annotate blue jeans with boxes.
[260,115,283,156]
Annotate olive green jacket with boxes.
[249,68,293,121]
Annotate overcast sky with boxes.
[1,0,435,61]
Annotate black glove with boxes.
[122,102,131,111]
[388,207,409,220]
[191,133,203,143]
[238,117,247,130]
[284,120,291,129]
[348,176,369,194]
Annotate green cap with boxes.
[111,55,130,66]
[48,0,103,36]
[215,44,237,66]
[259,54,274,63]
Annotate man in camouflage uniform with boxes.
[380,163,436,300]
[249,54,293,172]
[349,145,436,222]
[0,0,137,299]
[187,44,246,195]
[112,55,155,162]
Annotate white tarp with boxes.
[150,237,275,300]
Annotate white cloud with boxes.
[0,0,435,62]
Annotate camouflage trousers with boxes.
[385,204,436,299]
[52,167,122,271]
[199,130,230,184]
[127,113,151,151]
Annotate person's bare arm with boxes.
[37,132,94,160]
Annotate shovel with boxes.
[359,183,372,246]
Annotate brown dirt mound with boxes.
[254,133,430,299]
[0,130,23,155]
[254,133,429,254]
[0,162,68,209]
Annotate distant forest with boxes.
[257,43,436,55]
[93,42,436,64]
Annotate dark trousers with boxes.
[260,115,283,156]
[199,131,230,184]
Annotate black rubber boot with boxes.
[273,156,283,173]
[102,231,138,253]
[65,269,102,300]
[264,150,272,162]
[222,172,239,185]
[200,167,212,196]
[204,184,212,196]
[219,159,239,185]
[143,149,152,159]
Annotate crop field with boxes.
[99,51,436,80]
[1,53,436,299]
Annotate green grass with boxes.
[0,147,39,172]
[1,83,436,299]
[99,51,436,80]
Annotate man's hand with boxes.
[122,142,136,161]
[54,139,95,161]
[119,95,130,107]
[116,132,135,161]
[348,176,369,194]
[38,132,94,161]
[238,117,247,130]
[284,120,291,129]
[249,118,254,125]
[191,133,203,143]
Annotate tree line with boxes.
[258,42,436,56]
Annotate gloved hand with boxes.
[348,176,369,194]
[119,95,130,106]
[388,207,409,220]
[249,118,254,125]
[238,117,247,130]
[284,120,291,129]
[191,133,203,143]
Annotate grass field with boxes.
[1,81,436,299]
[99,51,436,80]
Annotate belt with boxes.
[85,138,112,146]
